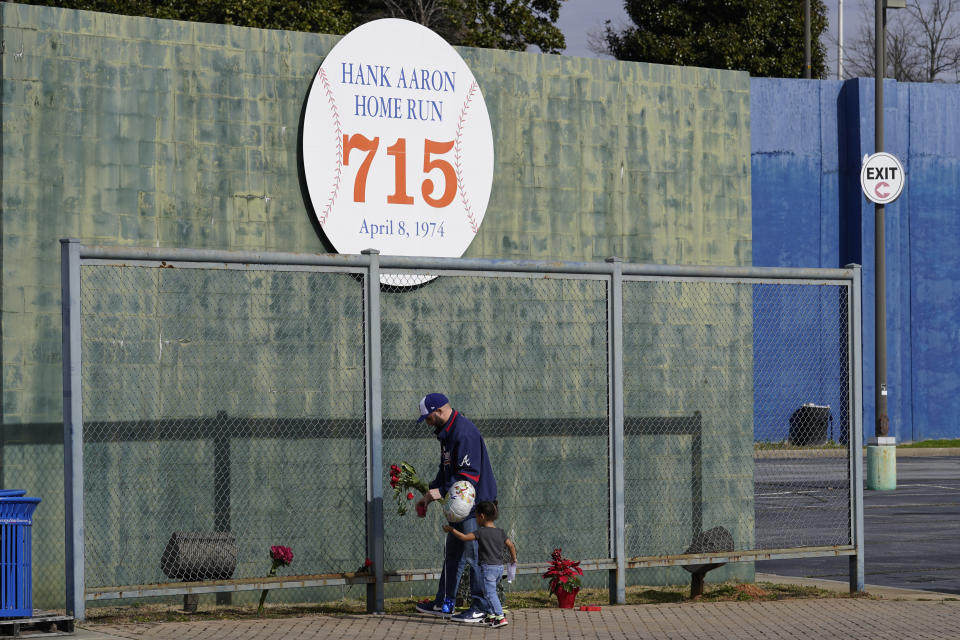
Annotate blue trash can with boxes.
[0,494,41,617]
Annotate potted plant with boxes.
[542,547,582,608]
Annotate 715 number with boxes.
[343,134,456,208]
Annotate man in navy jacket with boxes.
[414,393,497,623]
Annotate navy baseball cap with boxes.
[417,393,449,422]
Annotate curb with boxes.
[755,573,958,601]
[888,447,960,457]
[754,447,960,459]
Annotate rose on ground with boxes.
[270,545,293,566]
[258,545,294,616]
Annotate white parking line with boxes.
[757,490,831,497]
[895,483,960,492]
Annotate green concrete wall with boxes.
[0,3,753,606]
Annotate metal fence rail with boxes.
[60,240,864,619]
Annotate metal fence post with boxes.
[60,239,85,620]
[362,250,385,612]
[605,257,626,604]
[847,264,865,592]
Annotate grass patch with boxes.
[80,581,848,626]
[899,439,960,448]
[756,438,960,450]
[754,441,845,450]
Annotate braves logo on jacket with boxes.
[430,410,497,507]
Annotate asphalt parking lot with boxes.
[760,456,960,595]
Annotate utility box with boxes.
[0,493,42,617]
[789,404,831,446]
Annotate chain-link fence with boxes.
[78,265,368,592]
[380,272,610,575]
[623,280,852,565]
[60,242,864,618]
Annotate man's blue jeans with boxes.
[435,515,488,611]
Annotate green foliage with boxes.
[19,0,355,35]
[899,439,960,448]
[447,0,566,53]
[351,0,566,53]
[601,0,828,78]
[21,0,566,52]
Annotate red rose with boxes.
[270,545,293,566]
[407,492,414,500]
[364,558,373,567]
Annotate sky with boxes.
[556,0,865,79]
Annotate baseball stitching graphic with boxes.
[455,81,480,234]
[317,67,342,225]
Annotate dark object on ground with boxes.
[160,531,238,612]
[789,404,832,446]
[0,610,74,636]
[683,526,735,598]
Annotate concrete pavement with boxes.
[74,585,959,640]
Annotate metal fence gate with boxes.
[60,240,864,619]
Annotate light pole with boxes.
[867,0,904,491]
[805,0,811,78]
[838,0,844,79]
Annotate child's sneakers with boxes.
[486,614,509,628]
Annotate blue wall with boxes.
[751,77,960,442]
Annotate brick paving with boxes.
[77,598,960,640]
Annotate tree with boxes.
[21,0,567,53]
[843,9,920,80]
[844,0,960,82]
[911,0,960,80]
[353,0,566,53]
[595,0,828,78]
[20,0,355,34]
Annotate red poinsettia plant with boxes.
[542,547,582,594]
[389,462,430,516]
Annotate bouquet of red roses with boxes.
[390,461,430,516]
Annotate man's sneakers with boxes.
[418,601,505,626]
[450,607,487,623]
[486,614,509,628]
[415,598,453,616]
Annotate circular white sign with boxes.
[860,152,905,205]
[301,19,494,275]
